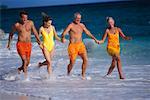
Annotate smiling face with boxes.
[44,20,52,28]
[20,14,28,23]
[108,17,115,28]
[74,14,81,24]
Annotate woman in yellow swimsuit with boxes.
[39,16,61,77]
[99,17,131,79]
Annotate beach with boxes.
[0,1,150,100]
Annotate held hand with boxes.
[98,40,104,44]
[61,38,66,43]
[39,43,44,50]
[64,38,67,43]
[94,40,104,44]
[128,36,132,40]
[125,36,132,40]
[95,39,100,44]
[97,40,101,44]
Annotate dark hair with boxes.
[19,11,28,17]
[42,16,52,26]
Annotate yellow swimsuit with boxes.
[41,26,54,52]
[107,28,120,56]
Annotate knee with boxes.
[116,57,121,62]
[70,60,75,65]
[112,59,116,64]
[112,58,115,62]
[23,59,28,65]
[47,60,51,65]
[26,61,30,66]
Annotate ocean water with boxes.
[0,1,150,100]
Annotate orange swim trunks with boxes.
[16,42,32,58]
[68,42,87,61]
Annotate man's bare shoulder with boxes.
[69,23,73,26]
[14,22,20,27]
[28,20,34,25]
[80,23,85,26]
[79,23,86,28]
[66,23,73,29]
[12,22,21,30]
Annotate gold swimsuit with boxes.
[107,28,120,56]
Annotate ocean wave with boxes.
[1,28,67,41]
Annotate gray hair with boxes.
[74,12,81,18]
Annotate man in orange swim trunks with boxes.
[7,11,43,80]
[61,12,99,79]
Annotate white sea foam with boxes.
[0,33,150,100]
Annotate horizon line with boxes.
[1,0,132,10]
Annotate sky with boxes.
[1,0,125,8]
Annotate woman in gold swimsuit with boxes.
[39,16,61,77]
[99,17,131,79]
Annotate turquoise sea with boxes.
[0,1,150,100]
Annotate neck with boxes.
[73,21,79,24]
[43,25,50,28]
[19,20,24,25]
[109,26,115,29]
[20,20,28,25]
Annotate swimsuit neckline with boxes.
[108,27,118,35]
[42,26,52,35]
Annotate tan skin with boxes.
[61,14,99,79]
[7,14,42,79]
[39,20,61,76]
[99,18,132,79]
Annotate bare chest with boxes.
[70,25,83,34]
[16,23,32,33]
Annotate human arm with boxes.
[99,29,108,44]
[118,28,132,40]
[53,26,61,42]
[61,24,71,43]
[31,21,43,49]
[7,25,16,50]
[82,24,99,44]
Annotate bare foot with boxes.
[81,76,86,80]
[17,68,22,74]
[38,62,42,68]
[120,77,125,80]
[67,72,71,76]
[23,77,30,82]
[104,74,112,78]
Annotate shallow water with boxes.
[0,1,150,100]
[0,36,150,100]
